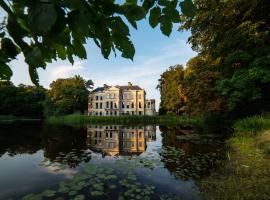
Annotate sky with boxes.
[1,6,197,109]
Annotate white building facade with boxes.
[88,82,156,116]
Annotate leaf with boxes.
[25,46,43,67]
[113,34,135,59]
[1,38,20,59]
[142,0,155,11]
[68,10,89,40]
[29,65,39,86]
[163,6,180,23]
[123,5,146,21]
[158,0,168,6]
[149,7,161,28]
[110,17,130,36]
[28,3,57,34]
[0,62,13,80]
[125,0,137,4]
[73,40,87,59]
[55,44,66,60]
[160,16,172,36]
[180,0,197,18]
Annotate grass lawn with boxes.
[200,115,270,200]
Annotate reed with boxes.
[46,113,202,126]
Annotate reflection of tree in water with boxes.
[0,122,91,168]
[0,122,43,157]
[42,125,91,168]
[159,125,226,180]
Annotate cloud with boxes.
[10,56,87,88]
[9,35,196,110]
[88,39,197,109]
[39,61,86,87]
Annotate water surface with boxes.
[0,122,225,200]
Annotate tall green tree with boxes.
[0,0,196,84]
[0,81,46,117]
[45,75,93,116]
[179,0,270,117]
[183,56,226,116]
[157,65,186,115]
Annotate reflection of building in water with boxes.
[87,125,156,156]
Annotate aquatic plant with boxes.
[46,113,202,126]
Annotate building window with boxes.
[106,111,108,116]
[106,132,109,138]
[122,102,124,108]
[110,132,113,138]
[127,104,130,109]
[114,111,117,115]
[100,103,102,109]
[106,102,109,108]
[110,101,113,109]
[148,102,151,108]
[114,103,117,108]
[96,96,99,100]
[96,103,98,109]
[132,111,134,115]
[139,111,142,115]
[110,111,113,116]
[100,96,103,100]
[96,112,98,116]
[100,111,102,116]
[127,111,129,115]
[131,102,134,108]
[139,102,142,108]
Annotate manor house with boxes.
[88,82,156,116]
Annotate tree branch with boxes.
[0,0,15,18]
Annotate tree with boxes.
[45,75,93,116]
[157,65,186,115]
[0,80,46,118]
[183,56,226,116]
[179,0,270,117]
[0,0,196,84]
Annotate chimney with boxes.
[128,82,132,86]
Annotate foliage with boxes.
[158,0,270,118]
[46,113,202,126]
[183,56,226,116]
[157,65,186,115]
[0,80,46,118]
[0,0,196,84]
[181,0,270,117]
[233,115,270,136]
[45,75,92,116]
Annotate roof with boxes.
[116,85,142,90]
[92,87,105,92]
[92,85,143,93]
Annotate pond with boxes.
[0,122,226,200]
